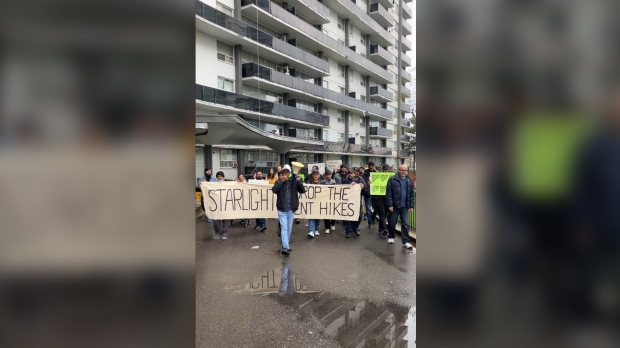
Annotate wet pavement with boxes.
[196,218,415,348]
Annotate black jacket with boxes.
[272,174,306,212]
[386,174,415,209]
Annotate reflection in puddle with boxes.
[231,260,414,347]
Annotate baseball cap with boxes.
[282,164,291,172]
[324,169,332,175]
[347,168,354,174]
[381,164,390,170]
[311,169,320,174]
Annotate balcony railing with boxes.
[196,1,329,73]
[242,62,392,119]
[401,52,412,67]
[401,35,412,52]
[295,141,393,156]
[401,85,411,97]
[250,1,392,83]
[369,3,394,28]
[369,44,394,66]
[369,85,393,101]
[401,69,411,82]
[196,84,329,126]
[402,17,412,36]
[324,0,393,47]
[369,126,393,137]
[402,2,412,19]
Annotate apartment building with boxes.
[195,0,413,180]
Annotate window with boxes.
[339,86,345,94]
[360,76,366,87]
[349,25,354,37]
[323,130,328,140]
[338,64,345,78]
[322,80,329,89]
[337,132,345,142]
[387,140,396,149]
[218,77,234,92]
[296,71,315,83]
[338,16,345,31]
[360,95,366,103]
[360,117,366,127]
[349,115,354,125]
[296,99,317,112]
[337,111,345,123]
[246,151,279,166]
[360,33,366,46]
[220,149,237,168]
[217,41,234,64]
[216,1,233,16]
[294,128,319,140]
[322,106,329,115]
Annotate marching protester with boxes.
[237,173,246,183]
[272,165,306,255]
[198,168,217,223]
[320,169,337,234]
[266,168,278,184]
[252,170,268,232]
[341,168,367,238]
[386,165,415,249]
[371,163,392,237]
[212,171,230,240]
[362,162,377,228]
[306,168,322,238]
[334,164,347,184]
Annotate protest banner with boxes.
[325,160,342,172]
[307,163,325,174]
[248,179,269,185]
[201,181,361,220]
[370,172,392,196]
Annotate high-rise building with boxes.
[195,0,412,180]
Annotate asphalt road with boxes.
[196,217,416,348]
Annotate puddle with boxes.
[229,260,414,347]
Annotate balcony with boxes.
[402,18,412,36]
[294,141,393,156]
[375,0,393,10]
[400,118,410,127]
[369,126,393,138]
[369,86,393,102]
[401,52,412,67]
[196,1,329,76]
[240,0,393,84]
[196,84,329,127]
[401,35,412,52]
[401,85,411,97]
[402,2,412,20]
[369,3,394,29]
[241,63,392,120]
[369,44,394,67]
[270,0,330,25]
[401,69,411,83]
[323,0,393,47]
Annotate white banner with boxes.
[201,181,361,220]
[325,160,342,171]
[307,163,325,174]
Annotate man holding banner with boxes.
[272,164,306,255]
[341,168,366,238]
[370,163,392,237]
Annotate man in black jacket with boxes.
[342,168,367,238]
[272,164,306,255]
[362,162,377,228]
[386,165,415,249]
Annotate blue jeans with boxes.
[255,218,266,228]
[278,210,295,249]
[388,207,411,244]
[364,195,373,225]
[345,211,362,235]
[308,219,321,233]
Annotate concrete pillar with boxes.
[284,152,291,166]
[365,75,370,99]
[365,34,371,58]
[279,153,286,166]
[365,116,370,145]
[236,149,246,175]
[205,145,213,169]
[234,45,243,93]
[344,155,350,166]
[344,66,350,94]
[234,0,241,19]
[344,111,350,145]
[396,0,403,160]
[344,19,350,47]
[283,93,290,105]
[317,103,323,114]
[283,123,290,137]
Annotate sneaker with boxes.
[260,226,267,232]
[388,238,394,244]
[325,229,330,234]
[403,243,413,249]
[222,236,228,240]
[295,219,300,224]
[355,229,361,236]
[214,235,221,240]
[331,226,335,231]
[346,233,351,238]
[314,231,319,236]
[281,248,290,256]
[307,232,315,238]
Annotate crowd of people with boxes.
[198,162,415,255]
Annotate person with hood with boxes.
[320,169,337,234]
[362,162,378,228]
[386,165,415,249]
[341,168,367,238]
[334,164,347,185]
[198,168,217,223]
[272,164,306,255]
[212,171,230,240]
[305,169,322,238]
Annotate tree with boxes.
[402,67,416,157]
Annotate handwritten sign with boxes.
[370,172,392,196]
[248,179,269,185]
[307,163,325,174]
[325,160,342,171]
[201,182,361,220]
